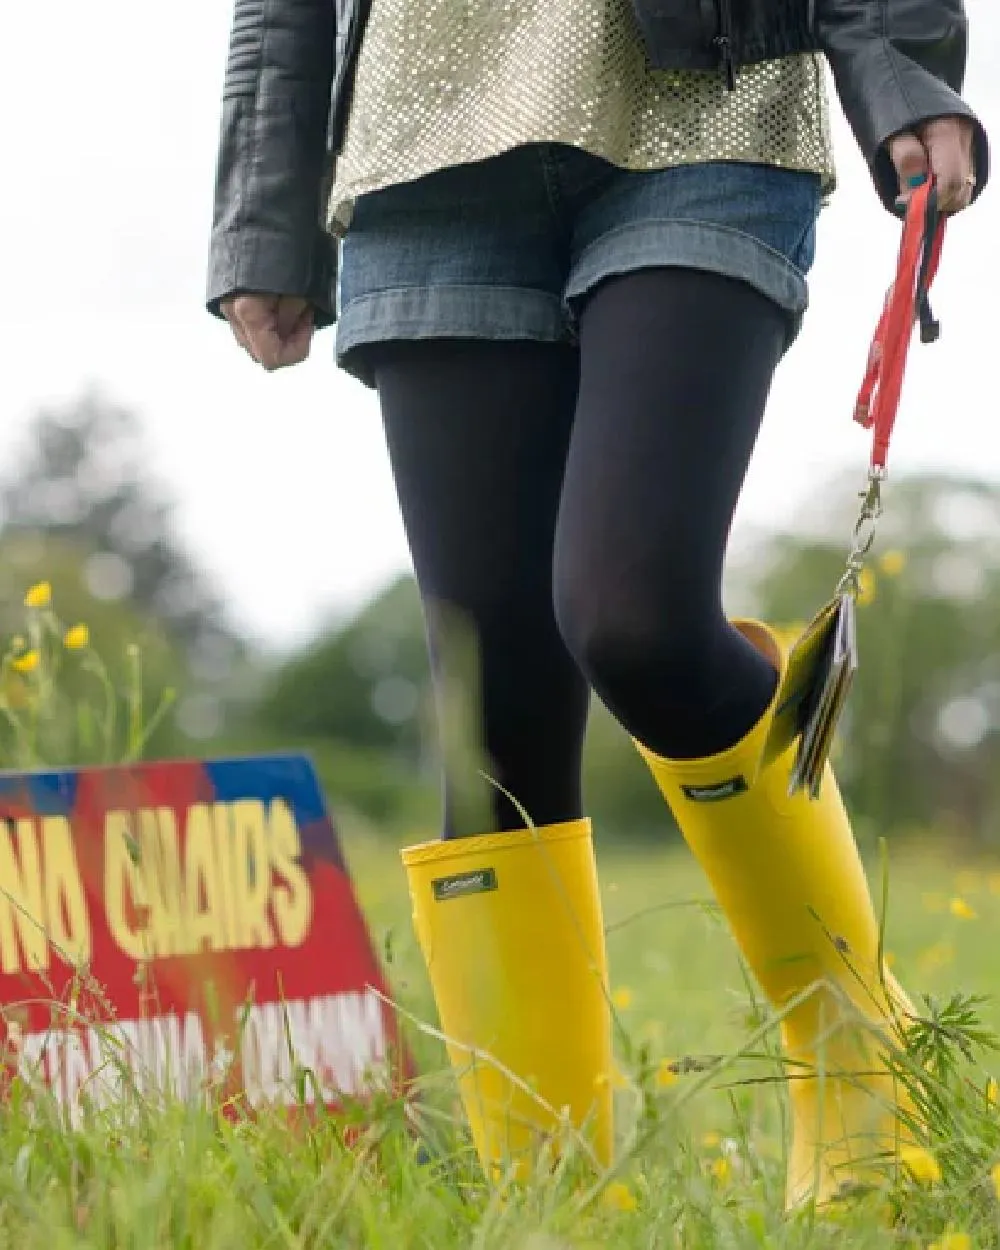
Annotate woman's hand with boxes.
[221,294,315,370]
[888,115,977,216]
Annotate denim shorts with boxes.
[335,143,822,388]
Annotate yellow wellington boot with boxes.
[402,819,613,1178]
[636,621,915,1209]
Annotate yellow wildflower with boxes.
[950,897,977,920]
[12,650,39,674]
[857,567,876,606]
[612,987,633,1011]
[702,1131,721,1149]
[991,1161,1000,1200]
[929,1234,972,1250]
[63,624,90,651]
[23,581,52,609]
[710,1156,731,1183]
[655,1059,678,1089]
[602,1181,637,1212]
[878,549,907,578]
[986,1077,998,1108]
[901,1144,941,1185]
[594,1067,630,1092]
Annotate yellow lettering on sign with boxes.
[268,799,311,947]
[138,808,184,959]
[0,817,91,975]
[102,797,314,959]
[41,817,90,966]
[104,811,151,960]
[0,819,46,973]
[231,800,275,950]
[183,805,226,954]
[211,803,238,949]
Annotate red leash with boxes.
[853,178,947,473]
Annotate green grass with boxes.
[4,830,1000,1249]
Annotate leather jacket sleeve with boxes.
[206,0,337,327]
[816,0,989,211]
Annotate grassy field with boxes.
[3,829,1000,1249]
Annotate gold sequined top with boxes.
[326,0,836,236]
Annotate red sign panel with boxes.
[0,753,409,1119]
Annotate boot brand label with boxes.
[681,775,748,803]
[431,868,498,901]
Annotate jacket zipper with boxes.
[714,0,737,91]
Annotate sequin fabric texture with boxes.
[326,0,836,235]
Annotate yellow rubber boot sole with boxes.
[402,819,613,1178]
[637,621,915,1207]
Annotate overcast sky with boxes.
[3,2,997,650]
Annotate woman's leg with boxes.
[372,337,589,835]
[373,337,613,1174]
[553,266,784,758]
[555,267,912,1207]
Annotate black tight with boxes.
[374,337,589,836]
[370,268,789,837]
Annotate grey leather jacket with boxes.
[206,0,988,328]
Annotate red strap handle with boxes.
[853,179,946,472]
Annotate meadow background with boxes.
[0,395,1000,1246]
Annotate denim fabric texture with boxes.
[336,144,822,387]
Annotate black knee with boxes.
[554,571,714,726]
[552,558,776,759]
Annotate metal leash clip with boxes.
[836,467,885,600]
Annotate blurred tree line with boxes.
[3,393,999,850]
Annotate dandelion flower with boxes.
[901,1144,941,1185]
[950,897,977,920]
[991,1161,1000,1200]
[986,1077,998,1107]
[655,1059,678,1089]
[594,1067,629,1092]
[702,1131,721,1149]
[603,1181,637,1212]
[63,624,90,651]
[12,650,39,674]
[929,1234,972,1250]
[710,1156,731,1183]
[878,549,906,578]
[612,987,633,1011]
[24,582,52,609]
